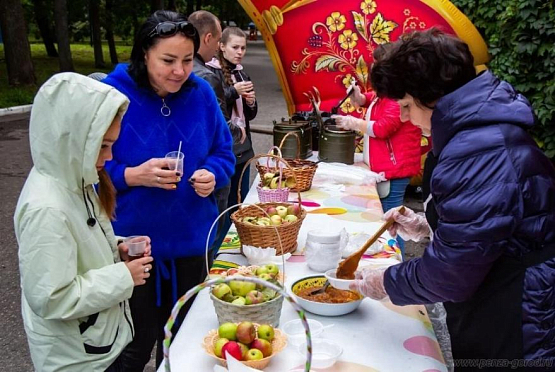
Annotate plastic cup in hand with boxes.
[125,236,148,260]
[165,151,184,175]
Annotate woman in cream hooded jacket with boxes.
[14,73,139,371]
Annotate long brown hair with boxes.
[98,169,117,220]
[217,27,247,86]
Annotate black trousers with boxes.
[120,255,211,371]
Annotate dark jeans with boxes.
[379,177,410,258]
[120,255,211,370]
[105,354,124,372]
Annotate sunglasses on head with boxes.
[148,21,197,39]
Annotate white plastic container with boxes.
[305,230,342,272]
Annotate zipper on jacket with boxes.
[122,301,135,338]
[386,139,397,165]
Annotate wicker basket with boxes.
[256,153,290,202]
[256,132,318,192]
[202,323,287,370]
[210,292,284,327]
[256,184,290,202]
[233,154,306,255]
[162,276,313,372]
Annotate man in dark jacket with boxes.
[189,10,239,250]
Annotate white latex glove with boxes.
[349,266,388,301]
[331,114,366,133]
[384,206,431,242]
[349,84,366,107]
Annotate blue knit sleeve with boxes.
[104,160,129,192]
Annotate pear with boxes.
[263,172,275,186]
[285,176,296,188]
[269,177,281,189]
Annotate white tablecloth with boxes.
[159,158,447,372]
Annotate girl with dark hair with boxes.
[102,10,235,369]
[15,73,153,372]
[207,26,257,222]
[353,28,555,366]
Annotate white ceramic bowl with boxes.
[281,318,324,346]
[297,338,343,369]
[324,269,355,291]
[290,275,363,316]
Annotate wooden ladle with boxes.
[336,206,405,279]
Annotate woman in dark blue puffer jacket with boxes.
[352,28,555,368]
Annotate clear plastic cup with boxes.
[281,318,324,346]
[165,151,184,175]
[125,235,147,260]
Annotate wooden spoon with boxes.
[336,206,405,279]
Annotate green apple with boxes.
[283,214,298,223]
[236,321,256,344]
[270,215,282,226]
[214,337,229,357]
[261,288,277,302]
[250,338,273,357]
[218,322,238,341]
[231,296,246,305]
[244,348,264,361]
[229,280,256,297]
[242,216,257,225]
[212,283,232,300]
[257,324,275,342]
[222,293,235,303]
[275,206,288,218]
[263,264,279,275]
[255,266,269,276]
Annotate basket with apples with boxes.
[163,276,313,372]
[256,146,294,203]
[210,265,284,327]
[202,321,287,370]
[256,132,318,192]
[233,154,306,255]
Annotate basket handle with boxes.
[162,276,313,372]
[237,153,301,205]
[278,131,301,159]
[265,146,283,170]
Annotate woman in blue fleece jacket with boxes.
[102,10,235,369]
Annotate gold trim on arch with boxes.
[238,0,490,115]
[420,0,489,65]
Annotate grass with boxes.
[0,43,132,108]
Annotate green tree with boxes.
[452,0,555,159]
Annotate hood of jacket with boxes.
[432,70,535,156]
[206,57,244,72]
[29,73,129,192]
